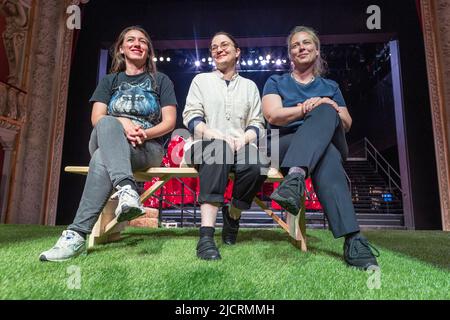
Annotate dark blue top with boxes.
[263,73,346,134]
[90,71,177,131]
[90,71,177,146]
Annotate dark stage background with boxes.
[57,0,441,229]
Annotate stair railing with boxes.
[344,170,352,192]
[363,138,402,193]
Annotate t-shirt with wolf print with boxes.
[90,71,177,132]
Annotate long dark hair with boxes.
[110,26,157,76]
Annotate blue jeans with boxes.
[68,116,164,234]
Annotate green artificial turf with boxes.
[0,225,448,299]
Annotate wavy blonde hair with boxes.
[287,26,327,76]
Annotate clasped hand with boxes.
[299,97,340,114]
[118,118,147,147]
[205,129,245,151]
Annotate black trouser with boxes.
[277,104,360,238]
[185,139,269,210]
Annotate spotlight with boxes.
[266,54,271,60]
[275,59,282,66]
[241,60,247,66]
[254,59,259,64]
[194,60,200,67]
[201,58,206,63]
[166,57,171,62]
[258,56,263,61]
[153,57,157,62]
[247,60,253,66]
[159,57,164,62]
[208,57,212,62]
[261,60,267,66]
[271,60,275,64]
[282,59,287,64]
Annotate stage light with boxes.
[266,54,271,60]
[241,60,247,66]
[153,57,157,62]
[159,57,164,62]
[282,59,287,63]
[247,60,253,66]
[275,59,282,65]
[166,57,171,62]
[261,60,267,66]
[271,60,275,64]
[208,57,212,62]
[194,60,200,67]
[254,59,259,64]
[259,56,263,61]
[201,58,206,63]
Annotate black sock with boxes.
[301,166,308,177]
[68,229,87,240]
[345,231,360,241]
[200,226,215,238]
[117,178,137,191]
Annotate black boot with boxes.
[270,172,305,216]
[344,233,380,270]
[196,227,221,260]
[222,205,240,245]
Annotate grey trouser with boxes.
[278,104,360,238]
[68,116,164,234]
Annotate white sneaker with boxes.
[39,230,85,262]
[110,185,145,222]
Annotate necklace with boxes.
[291,72,315,85]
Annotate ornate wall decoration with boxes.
[420,0,450,231]
[0,0,32,88]
[5,0,75,225]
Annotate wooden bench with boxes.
[64,166,307,251]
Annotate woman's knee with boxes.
[88,149,106,172]
[96,115,122,130]
[310,103,339,120]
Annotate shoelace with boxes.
[111,185,135,201]
[350,237,380,258]
[55,231,77,248]
[362,239,380,257]
[286,174,305,197]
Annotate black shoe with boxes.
[344,234,380,270]
[270,172,305,216]
[196,236,221,260]
[222,206,239,245]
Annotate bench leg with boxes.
[254,197,307,252]
[87,199,127,250]
[285,201,307,251]
[87,177,171,250]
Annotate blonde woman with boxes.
[262,26,379,269]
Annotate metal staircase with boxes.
[344,158,404,229]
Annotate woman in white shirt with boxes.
[183,32,268,260]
